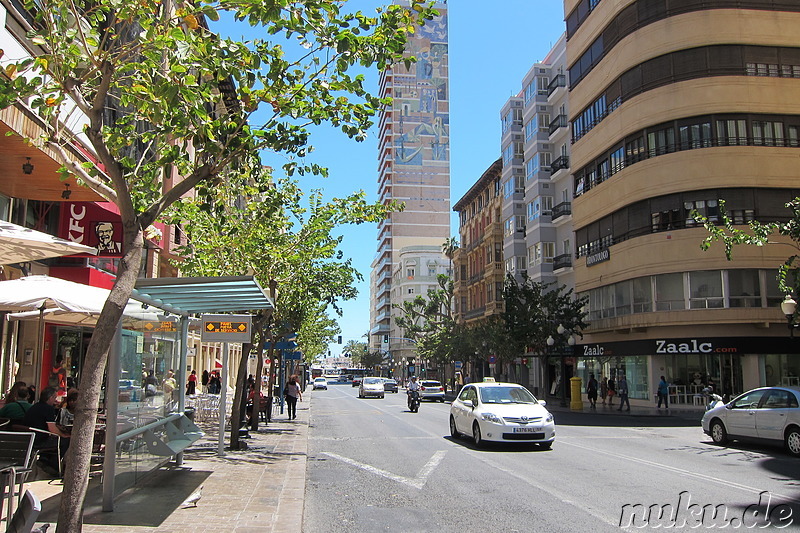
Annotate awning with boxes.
[0,274,110,313]
[0,220,97,264]
[133,276,274,316]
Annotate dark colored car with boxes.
[351,376,362,387]
[383,378,399,393]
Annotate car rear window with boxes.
[421,381,441,387]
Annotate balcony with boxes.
[551,201,572,221]
[550,155,569,173]
[547,74,566,97]
[553,253,573,270]
[464,307,487,320]
[548,114,568,136]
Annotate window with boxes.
[678,122,712,149]
[428,267,436,277]
[656,273,685,311]
[689,271,723,309]
[537,76,550,95]
[524,83,536,105]
[752,121,784,146]
[515,215,526,233]
[539,114,551,133]
[406,268,415,278]
[515,175,525,194]
[528,196,553,220]
[502,143,515,166]
[728,269,761,308]
[407,287,415,294]
[503,217,513,237]
[525,116,538,140]
[529,242,555,266]
[503,179,514,199]
[684,199,719,227]
[632,277,652,313]
[716,119,748,146]
[515,256,526,271]
[562,239,571,256]
[647,126,675,157]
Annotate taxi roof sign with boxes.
[482,377,496,382]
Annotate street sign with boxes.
[142,320,176,333]
[488,355,496,364]
[454,361,463,370]
[284,351,302,360]
[201,314,252,342]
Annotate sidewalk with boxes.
[20,401,310,532]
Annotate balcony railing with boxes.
[552,201,572,221]
[551,155,569,173]
[548,114,568,136]
[464,307,487,320]
[547,74,566,97]
[553,253,573,270]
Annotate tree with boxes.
[394,274,458,370]
[442,236,459,276]
[501,274,589,390]
[0,1,436,530]
[343,339,370,366]
[696,199,800,298]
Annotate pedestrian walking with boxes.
[586,373,598,409]
[607,376,616,407]
[617,374,630,411]
[600,376,608,405]
[186,370,197,396]
[657,375,669,409]
[284,375,302,420]
[201,369,210,393]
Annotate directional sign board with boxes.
[142,320,177,333]
[284,351,302,360]
[201,314,252,343]
[454,361,463,370]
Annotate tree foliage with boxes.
[0,0,437,529]
[696,199,800,299]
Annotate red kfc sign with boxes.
[59,202,123,256]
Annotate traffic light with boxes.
[337,335,342,344]
[383,334,389,343]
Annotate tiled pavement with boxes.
[15,401,309,532]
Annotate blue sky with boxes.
[215,2,566,358]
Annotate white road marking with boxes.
[561,440,796,502]
[322,450,447,489]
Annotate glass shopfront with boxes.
[763,353,800,388]
[578,355,649,400]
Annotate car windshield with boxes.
[478,386,537,404]
[364,378,382,384]
[315,378,325,382]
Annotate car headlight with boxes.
[481,412,503,424]
[545,413,554,423]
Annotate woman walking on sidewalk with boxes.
[285,375,302,420]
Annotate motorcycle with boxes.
[408,390,420,413]
[702,386,723,411]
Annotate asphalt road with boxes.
[303,382,800,532]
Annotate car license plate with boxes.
[513,427,541,433]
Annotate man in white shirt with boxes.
[407,376,421,409]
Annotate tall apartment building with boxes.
[370,2,450,361]
[567,0,800,404]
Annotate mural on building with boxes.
[394,13,449,167]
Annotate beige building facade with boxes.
[370,2,450,359]
[567,0,800,405]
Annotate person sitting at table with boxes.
[23,386,71,477]
[57,388,79,432]
[0,385,32,422]
[2,380,27,406]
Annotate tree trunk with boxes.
[57,228,144,533]
[249,322,266,431]
[229,342,251,450]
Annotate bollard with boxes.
[570,376,583,411]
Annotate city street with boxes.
[304,383,800,532]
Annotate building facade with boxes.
[370,1,450,354]
[453,158,504,327]
[567,0,800,404]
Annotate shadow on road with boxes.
[443,435,552,453]
[552,409,701,428]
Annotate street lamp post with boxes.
[547,323,576,408]
[781,295,798,337]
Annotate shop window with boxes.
[728,269,761,308]
[656,273,685,311]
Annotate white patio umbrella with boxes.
[0,220,97,264]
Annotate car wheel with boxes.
[785,426,800,457]
[381,394,385,399]
[440,398,445,403]
[538,441,552,450]
[472,422,483,448]
[710,420,728,444]
[450,416,460,438]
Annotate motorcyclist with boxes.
[407,375,421,409]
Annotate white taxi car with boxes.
[449,381,555,449]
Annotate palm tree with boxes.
[442,237,459,278]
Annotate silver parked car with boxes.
[701,386,800,457]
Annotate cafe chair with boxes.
[4,489,41,533]
[0,431,36,531]
[9,426,62,479]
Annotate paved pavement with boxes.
[18,401,309,533]
[10,391,705,532]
